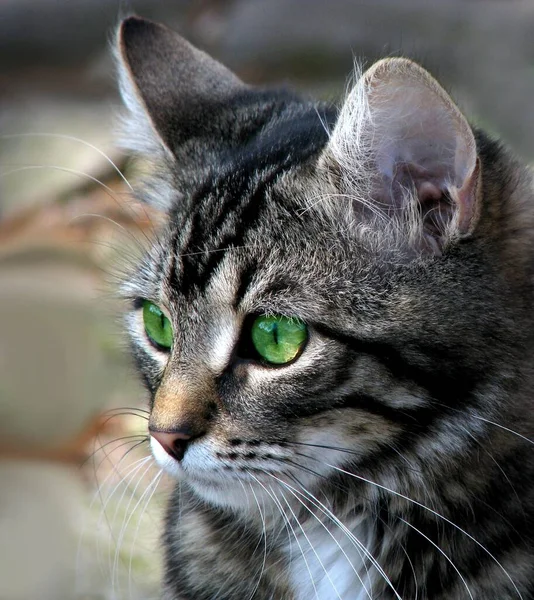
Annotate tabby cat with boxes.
[116,16,534,600]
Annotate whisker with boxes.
[68,212,147,253]
[102,406,150,417]
[274,471,403,600]
[429,402,534,447]
[0,164,153,247]
[280,456,334,482]
[77,444,149,593]
[323,462,523,599]
[111,459,156,598]
[244,479,269,600]
[286,471,400,600]
[275,479,344,600]
[90,425,148,532]
[286,448,522,598]
[177,244,256,260]
[287,440,418,473]
[458,424,525,516]
[0,164,120,196]
[265,484,319,599]
[471,415,534,447]
[270,473,374,600]
[248,473,320,600]
[92,414,147,484]
[82,434,147,468]
[128,469,163,599]
[98,455,153,558]
[0,132,134,191]
[399,517,474,600]
[92,453,152,583]
[380,516,419,600]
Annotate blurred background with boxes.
[1,1,533,598]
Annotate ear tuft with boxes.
[321,58,480,254]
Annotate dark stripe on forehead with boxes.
[166,218,185,294]
[233,262,258,309]
[166,104,336,298]
[176,174,268,297]
[196,194,263,288]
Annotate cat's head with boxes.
[117,17,529,509]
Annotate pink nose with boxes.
[150,429,192,461]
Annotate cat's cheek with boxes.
[150,436,183,479]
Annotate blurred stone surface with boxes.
[0,164,163,598]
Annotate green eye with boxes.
[251,315,308,365]
[142,300,173,350]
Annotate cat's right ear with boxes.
[318,59,481,254]
[116,16,245,157]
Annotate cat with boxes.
[116,15,534,600]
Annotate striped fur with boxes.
[117,17,534,600]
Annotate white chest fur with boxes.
[288,515,375,600]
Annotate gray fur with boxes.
[117,16,534,600]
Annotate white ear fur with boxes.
[115,47,168,158]
[322,58,480,252]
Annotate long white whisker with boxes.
[128,469,163,599]
[68,212,147,251]
[99,456,152,574]
[177,244,256,260]
[0,132,134,190]
[245,479,269,600]
[95,455,152,581]
[380,516,419,600]
[248,473,320,600]
[285,472,402,600]
[84,435,147,467]
[275,481,344,600]
[270,474,374,600]
[325,463,523,599]
[1,164,122,196]
[76,441,148,593]
[458,424,524,511]
[428,403,534,447]
[109,458,154,595]
[0,164,153,246]
[472,415,534,446]
[274,456,400,598]
[112,464,160,598]
[90,437,149,543]
[399,518,474,600]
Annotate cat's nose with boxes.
[150,429,193,461]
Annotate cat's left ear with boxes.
[116,16,246,156]
[320,58,481,253]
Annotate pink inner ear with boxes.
[380,160,458,251]
[417,182,442,203]
[366,60,479,243]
